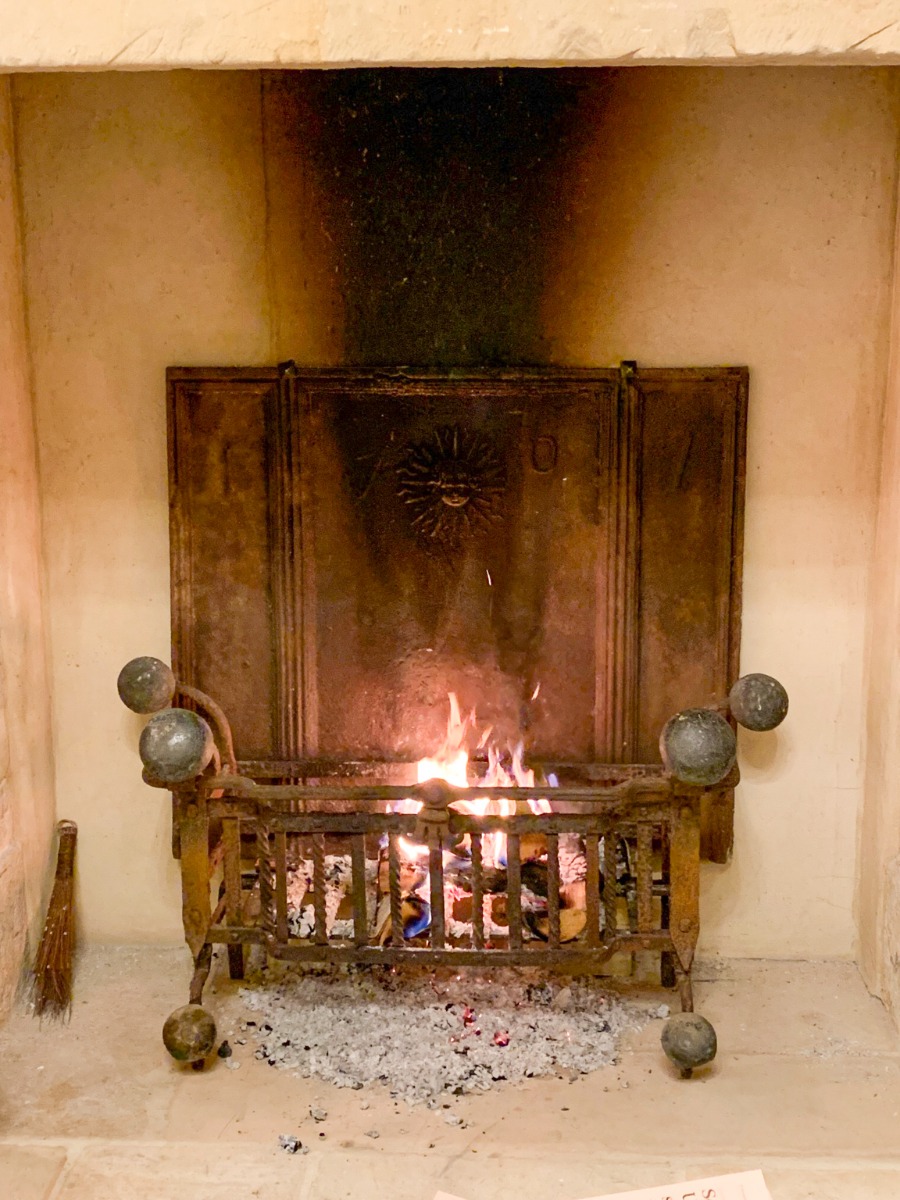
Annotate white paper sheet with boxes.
[574,1171,772,1199]
[433,1169,773,1200]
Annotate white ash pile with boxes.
[237,965,666,1104]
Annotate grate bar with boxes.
[259,811,664,836]
[603,828,618,935]
[547,833,561,948]
[388,836,403,944]
[351,835,368,947]
[660,828,671,931]
[637,825,653,933]
[312,834,327,944]
[210,777,673,807]
[471,834,485,950]
[262,939,667,967]
[507,834,522,949]
[585,831,601,946]
[256,824,275,937]
[275,830,289,942]
[429,845,445,949]
[222,816,243,925]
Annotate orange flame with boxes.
[397,693,551,867]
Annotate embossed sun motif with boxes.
[396,425,506,548]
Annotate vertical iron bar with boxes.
[506,833,522,950]
[351,835,368,947]
[669,801,700,1008]
[429,845,445,949]
[222,816,242,925]
[637,824,653,933]
[256,823,275,938]
[603,828,618,936]
[223,815,244,978]
[585,830,601,947]
[471,833,485,950]
[312,833,327,944]
[659,826,676,987]
[275,829,289,942]
[388,835,402,943]
[547,833,561,948]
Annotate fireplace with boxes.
[113,359,782,1057]
[3,64,896,1036]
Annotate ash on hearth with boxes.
[235,965,665,1104]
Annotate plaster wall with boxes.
[1,0,900,69]
[542,68,900,959]
[13,68,900,958]
[860,185,900,1012]
[0,76,56,1015]
[13,71,340,943]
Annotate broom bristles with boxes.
[31,820,77,1020]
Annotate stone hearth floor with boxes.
[1,950,899,1200]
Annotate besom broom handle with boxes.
[53,820,78,879]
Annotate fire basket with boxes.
[118,656,788,1067]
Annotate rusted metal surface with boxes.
[160,358,751,1027]
[222,814,243,984]
[168,365,747,857]
[176,684,238,773]
[179,792,212,961]
[155,684,725,1018]
[311,835,327,946]
[669,801,702,986]
[195,769,706,996]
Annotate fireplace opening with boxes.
[119,73,779,1056]
[116,342,772,1071]
[13,60,840,1094]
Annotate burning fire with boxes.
[397,693,551,868]
[416,692,470,790]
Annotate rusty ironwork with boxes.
[395,423,506,549]
[156,361,751,1038]
[167,365,747,861]
[153,683,732,1019]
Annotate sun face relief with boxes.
[395,424,506,547]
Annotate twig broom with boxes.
[31,819,77,1019]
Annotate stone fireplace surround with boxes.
[1,5,900,1032]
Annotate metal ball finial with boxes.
[139,708,214,784]
[162,1004,217,1063]
[729,673,789,732]
[661,1012,717,1077]
[659,708,736,787]
[118,656,176,714]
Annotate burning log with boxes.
[521,859,549,897]
[526,907,588,944]
[443,856,507,895]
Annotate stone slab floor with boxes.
[1,949,899,1200]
